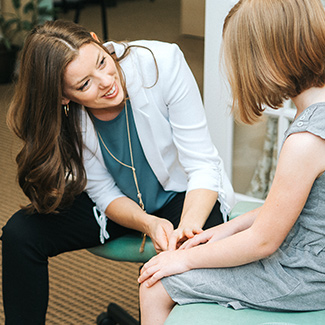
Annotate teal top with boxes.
[92,100,177,214]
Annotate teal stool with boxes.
[88,201,325,325]
[164,303,325,325]
[88,233,156,264]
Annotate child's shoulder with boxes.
[285,103,325,141]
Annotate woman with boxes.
[138,0,325,323]
[2,19,234,324]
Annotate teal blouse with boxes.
[92,100,176,214]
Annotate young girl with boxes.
[138,0,325,323]
[2,20,235,323]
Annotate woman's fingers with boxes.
[168,226,203,251]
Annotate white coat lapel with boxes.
[106,41,170,186]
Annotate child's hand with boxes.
[138,250,190,287]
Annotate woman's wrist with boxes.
[143,214,160,238]
[177,216,204,231]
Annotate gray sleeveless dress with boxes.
[161,103,325,311]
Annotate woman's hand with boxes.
[105,198,175,253]
[167,225,203,251]
[138,249,191,287]
[146,216,174,253]
[178,227,216,249]
[166,189,219,251]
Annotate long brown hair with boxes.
[222,0,325,123]
[6,20,128,214]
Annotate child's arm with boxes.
[138,132,325,287]
[178,205,261,250]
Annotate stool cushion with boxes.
[164,303,325,325]
[229,201,263,220]
[88,234,156,263]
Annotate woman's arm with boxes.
[167,189,219,250]
[160,43,228,195]
[154,43,234,246]
[180,205,261,249]
[105,197,174,252]
[138,132,325,286]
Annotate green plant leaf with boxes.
[23,2,35,14]
[3,38,12,51]
[22,20,33,31]
[12,0,21,10]
[3,18,19,31]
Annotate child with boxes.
[138,0,325,323]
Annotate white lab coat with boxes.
[81,40,235,222]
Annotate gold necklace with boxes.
[96,101,147,252]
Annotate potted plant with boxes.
[0,0,53,83]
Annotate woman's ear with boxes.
[61,98,70,106]
[90,32,100,42]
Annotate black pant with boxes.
[1,192,223,324]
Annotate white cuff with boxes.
[93,207,110,244]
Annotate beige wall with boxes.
[2,0,12,11]
[180,0,205,38]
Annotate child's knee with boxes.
[139,280,172,304]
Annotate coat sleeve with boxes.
[156,43,224,190]
[149,41,235,217]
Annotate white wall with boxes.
[203,0,237,178]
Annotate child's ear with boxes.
[90,32,100,42]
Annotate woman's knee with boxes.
[2,210,42,249]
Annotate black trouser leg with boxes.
[1,192,125,325]
[154,192,223,229]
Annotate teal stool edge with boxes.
[88,234,156,263]
[165,303,325,325]
[229,201,263,220]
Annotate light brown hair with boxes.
[222,0,325,123]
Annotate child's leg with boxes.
[140,281,176,325]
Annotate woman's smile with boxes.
[103,82,118,98]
